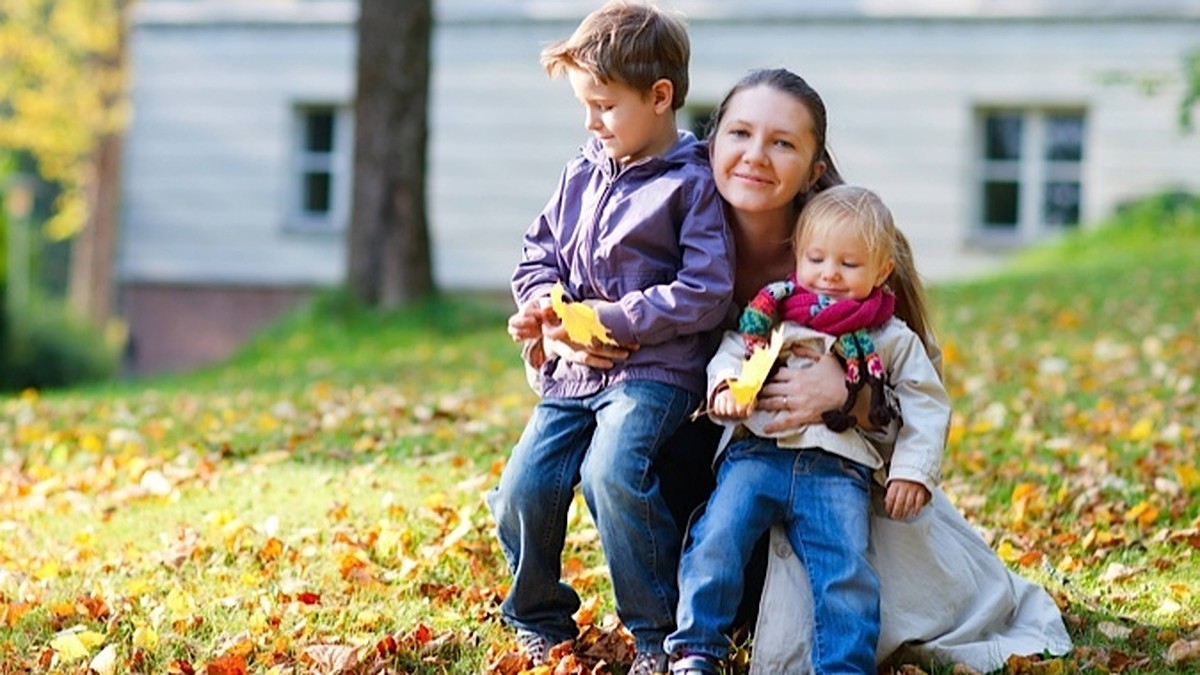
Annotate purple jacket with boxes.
[512,131,734,398]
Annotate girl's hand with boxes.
[541,322,635,370]
[712,389,754,419]
[885,480,931,520]
[758,352,847,434]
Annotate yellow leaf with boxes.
[133,625,159,650]
[50,632,90,662]
[166,588,196,620]
[727,330,785,406]
[550,282,616,346]
[996,540,1020,563]
[77,631,105,649]
[1176,464,1200,490]
[1124,500,1159,528]
[1127,417,1154,441]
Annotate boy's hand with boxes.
[712,389,754,419]
[507,297,552,342]
[885,479,930,520]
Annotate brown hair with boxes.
[540,1,690,110]
[713,69,934,352]
[708,68,844,211]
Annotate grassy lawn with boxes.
[2,197,1198,673]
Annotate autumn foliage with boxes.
[2,209,1200,673]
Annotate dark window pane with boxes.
[303,172,331,213]
[985,114,1023,160]
[1045,115,1084,161]
[1044,181,1080,226]
[983,181,1019,228]
[305,110,335,153]
[689,105,716,139]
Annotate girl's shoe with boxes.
[670,653,721,675]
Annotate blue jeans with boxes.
[666,439,880,673]
[487,380,699,652]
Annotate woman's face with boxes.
[709,85,825,217]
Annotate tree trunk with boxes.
[68,0,128,329]
[346,0,435,309]
[68,130,122,328]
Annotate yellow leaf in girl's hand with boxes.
[550,282,617,346]
[727,330,785,406]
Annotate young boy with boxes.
[666,186,951,675]
[488,2,733,674]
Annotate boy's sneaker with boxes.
[516,629,553,665]
[670,653,721,675]
[630,650,670,675]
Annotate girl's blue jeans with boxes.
[666,438,880,673]
[486,380,698,652]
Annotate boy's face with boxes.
[796,225,893,302]
[567,69,669,165]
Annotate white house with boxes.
[119,0,1200,373]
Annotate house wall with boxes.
[120,1,1200,372]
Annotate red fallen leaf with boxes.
[206,653,248,675]
[374,634,398,657]
[402,623,434,648]
[296,592,321,605]
[168,659,197,675]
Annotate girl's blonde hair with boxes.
[794,185,935,349]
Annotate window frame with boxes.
[972,106,1087,244]
[285,103,353,233]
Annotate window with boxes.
[289,104,351,231]
[976,108,1085,238]
[684,104,716,140]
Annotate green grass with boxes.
[2,195,1199,673]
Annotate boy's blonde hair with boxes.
[540,1,690,110]
[795,185,935,348]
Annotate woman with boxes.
[531,68,1073,673]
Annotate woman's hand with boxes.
[541,322,635,370]
[758,351,847,434]
[885,480,931,520]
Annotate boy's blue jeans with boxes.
[487,380,699,652]
[666,438,880,673]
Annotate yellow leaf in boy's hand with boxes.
[550,282,616,346]
[727,330,785,406]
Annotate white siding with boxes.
[122,1,1200,291]
[121,19,355,285]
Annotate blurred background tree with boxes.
[0,0,129,327]
[0,0,126,389]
